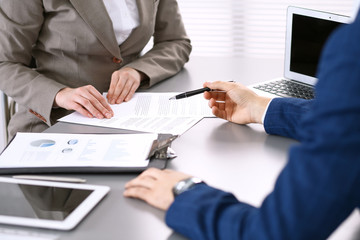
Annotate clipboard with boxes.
[0,133,177,174]
[146,134,177,170]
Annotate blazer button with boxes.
[112,57,122,64]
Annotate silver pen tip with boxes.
[169,96,176,100]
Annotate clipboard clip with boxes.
[148,134,178,160]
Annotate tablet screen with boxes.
[0,182,92,220]
[0,177,109,230]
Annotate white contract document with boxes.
[0,132,157,169]
[59,92,214,135]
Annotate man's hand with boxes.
[124,168,192,211]
[203,81,271,124]
[107,67,145,104]
[54,85,113,119]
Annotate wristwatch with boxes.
[172,177,204,197]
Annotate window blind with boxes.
[177,0,354,58]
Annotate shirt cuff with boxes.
[261,99,273,124]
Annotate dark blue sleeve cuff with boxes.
[264,98,312,140]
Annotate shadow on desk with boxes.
[209,121,297,153]
[353,228,360,240]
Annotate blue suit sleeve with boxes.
[263,98,312,140]
[165,14,360,240]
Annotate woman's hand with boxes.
[107,67,146,104]
[54,85,113,119]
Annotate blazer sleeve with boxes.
[165,15,360,240]
[124,0,192,87]
[0,0,66,126]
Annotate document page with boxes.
[0,132,158,168]
[109,92,214,118]
[59,92,213,135]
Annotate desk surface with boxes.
[2,57,360,240]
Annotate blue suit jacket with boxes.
[165,12,360,240]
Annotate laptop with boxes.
[249,6,350,99]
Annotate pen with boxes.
[169,87,212,100]
[12,175,87,183]
[169,80,235,100]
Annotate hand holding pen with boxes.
[203,80,271,125]
[169,80,234,100]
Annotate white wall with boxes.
[178,0,354,58]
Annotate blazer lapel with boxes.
[69,0,121,58]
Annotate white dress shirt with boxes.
[261,99,272,124]
[354,0,360,19]
[102,0,140,45]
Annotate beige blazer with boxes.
[0,0,191,139]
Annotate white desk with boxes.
[1,57,359,240]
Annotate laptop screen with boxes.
[290,14,343,78]
[284,6,350,86]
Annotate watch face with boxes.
[174,181,186,193]
[172,177,203,197]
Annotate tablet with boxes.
[0,177,109,230]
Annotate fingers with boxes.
[124,168,192,211]
[123,186,153,203]
[86,86,113,117]
[125,174,157,191]
[107,68,141,104]
[75,86,113,119]
[126,83,138,101]
[203,81,229,102]
[125,168,160,189]
[124,168,175,211]
[68,102,94,118]
[108,71,126,104]
[55,86,114,119]
[208,98,227,120]
[209,91,227,103]
[123,184,171,211]
[204,81,237,93]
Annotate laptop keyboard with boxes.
[253,80,315,99]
